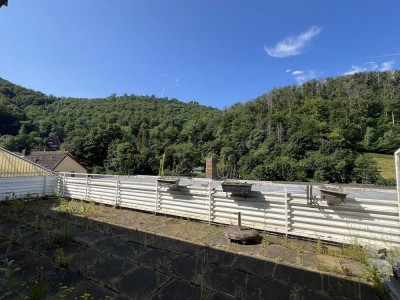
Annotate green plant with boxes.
[79,201,94,216]
[364,265,389,299]
[343,243,367,264]
[80,292,91,300]
[58,284,75,299]
[53,248,71,268]
[58,198,72,214]
[261,231,272,247]
[0,258,21,299]
[53,229,75,245]
[316,238,324,254]
[274,256,284,263]
[29,267,49,300]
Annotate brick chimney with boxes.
[206,157,217,179]
[21,148,30,157]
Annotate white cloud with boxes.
[380,60,395,71]
[287,70,316,84]
[344,60,395,75]
[292,70,304,76]
[285,69,292,73]
[343,65,368,75]
[265,26,321,58]
[366,61,378,70]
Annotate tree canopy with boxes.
[1,71,399,184]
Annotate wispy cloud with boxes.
[380,60,395,71]
[292,70,304,76]
[174,78,180,87]
[367,52,400,59]
[286,69,316,84]
[344,60,396,75]
[265,26,321,58]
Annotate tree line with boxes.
[1,70,399,184]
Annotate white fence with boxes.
[0,176,59,201]
[59,173,400,248]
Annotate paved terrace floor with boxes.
[0,198,380,299]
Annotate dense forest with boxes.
[1,71,400,184]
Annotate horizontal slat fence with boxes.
[57,172,400,248]
[0,176,58,201]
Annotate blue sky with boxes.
[0,1,399,108]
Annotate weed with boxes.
[274,256,284,263]
[282,236,289,248]
[79,201,95,216]
[316,238,324,254]
[0,258,21,298]
[44,227,75,249]
[58,285,75,300]
[343,243,367,264]
[364,264,389,299]
[295,255,302,265]
[29,267,49,300]
[59,198,72,214]
[80,292,91,300]
[261,231,272,247]
[53,248,71,268]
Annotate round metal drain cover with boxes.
[224,225,259,244]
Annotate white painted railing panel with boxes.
[45,173,400,247]
[0,176,58,201]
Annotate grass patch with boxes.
[369,153,395,180]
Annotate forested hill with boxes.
[1,71,400,184]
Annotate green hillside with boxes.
[369,153,395,180]
[1,71,400,185]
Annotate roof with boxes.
[22,151,80,171]
[0,148,55,178]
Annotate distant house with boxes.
[45,136,61,151]
[18,149,87,175]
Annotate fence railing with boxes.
[58,172,400,248]
[0,176,59,201]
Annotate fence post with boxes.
[43,176,47,197]
[155,180,159,215]
[395,149,400,223]
[285,186,288,236]
[62,173,66,197]
[85,174,89,201]
[115,176,120,207]
[208,182,213,224]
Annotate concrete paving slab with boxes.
[168,255,207,283]
[138,248,176,269]
[149,279,202,300]
[70,248,109,271]
[232,255,276,278]
[74,230,108,245]
[90,257,137,283]
[60,279,118,300]
[114,266,170,299]
[201,264,248,297]
[110,241,148,262]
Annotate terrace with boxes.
[1,148,400,299]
